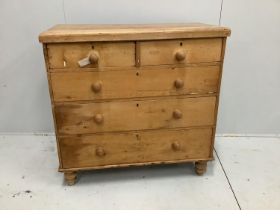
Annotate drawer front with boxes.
[55,96,216,135]
[140,38,222,66]
[59,128,213,169]
[51,66,220,101]
[47,42,135,69]
[51,66,220,102]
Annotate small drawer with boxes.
[55,96,216,135]
[140,38,222,66]
[50,65,220,102]
[59,128,213,169]
[47,42,135,69]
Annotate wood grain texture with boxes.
[50,65,220,102]
[140,38,222,66]
[55,96,216,135]
[39,23,231,43]
[59,128,213,169]
[39,23,230,180]
[42,44,63,169]
[59,157,213,172]
[47,42,135,69]
[209,38,228,158]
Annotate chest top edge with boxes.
[39,23,231,43]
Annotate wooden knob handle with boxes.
[91,81,102,93]
[174,79,184,89]
[173,109,183,119]
[171,141,180,151]
[96,147,106,157]
[93,114,104,124]
[175,49,186,61]
[89,51,99,64]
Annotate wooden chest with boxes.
[39,23,231,185]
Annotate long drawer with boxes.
[50,66,220,102]
[59,128,213,169]
[55,96,216,135]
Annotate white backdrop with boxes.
[0,0,279,134]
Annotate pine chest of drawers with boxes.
[39,23,230,185]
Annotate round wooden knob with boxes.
[91,81,102,93]
[171,141,180,151]
[174,79,184,89]
[96,147,106,157]
[89,51,99,64]
[175,49,186,61]
[93,114,104,124]
[173,109,183,119]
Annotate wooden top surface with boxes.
[39,23,231,43]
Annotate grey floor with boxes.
[0,134,279,210]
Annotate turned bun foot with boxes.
[195,161,207,175]
[64,171,77,186]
